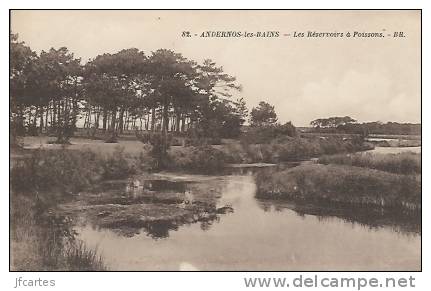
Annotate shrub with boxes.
[170,136,183,146]
[241,122,297,144]
[101,146,138,180]
[219,143,253,163]
[138,131,186,147]
[104,135,118,143]
[145,133,170,170]
[10,147,149,194]
[184,136,222,147]
[168,145,225,173]
[138,132,170,144]
[237,135,373,163]
[11,149,103,194]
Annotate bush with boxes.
[104,135,118,143]
[101,146,138,179]
[235,136,373,163]
[11,149,103,194]
[144,133,170,170]
[241,122,297,144]
[138,132,169,144]
[10,147,150,194]
[170,136,183,146]
[168,145,225,173]
[219,143,252,163]
[184,136,222,147]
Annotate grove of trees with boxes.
[310,116,357,129]
[10,34,248,146]
[310,116,421,136]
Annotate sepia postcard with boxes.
[9,10,421,272]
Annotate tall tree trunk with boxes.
[102,109,107,132]
[118,107,125,134]
[39,108,44,134]
[110,109,117,139]
[83,109,89,129]
[95,107,100,129]
[151,107,155,132]
[50,103,54,132]
[163,104,169,135]
[32,106,38,127]
[70,99,78,133]
[45,107,49,132]
[181,116,186,132]
[175,112,181,133]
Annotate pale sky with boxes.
[11,10,421,126]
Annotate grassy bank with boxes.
[168,145,225,174]
[9,146,224,269]
[369,139,421,147]
[255,164,421,212]
[20,135,374,168]
[318,152,421,175]
[10,148,145,271]
[221,136,374,163]
[10,194,106,271]
[11,146,151,194]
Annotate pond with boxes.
[74,166,421,271]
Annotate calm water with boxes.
[77,168,421,271]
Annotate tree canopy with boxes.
[310,116,357,128]
[250,101,278,127]
[10,34,248,145]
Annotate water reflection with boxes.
[68,177,231,239]
[76,173,420,270]
[256,199,420,235]
[141,179,187,193]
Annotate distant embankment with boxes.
[255,152,421,213]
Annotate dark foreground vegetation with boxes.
[10,149,129,271]
[256,153,421,214]
[11,147,150,194]
[11,194,106,271]
[10,146,228,270]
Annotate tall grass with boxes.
[11,149,104,193]
[318,152,421,175]
[64,241,106,271]
[10,147,151,270]
[10,147,151,194]
[255,164,421,212]
[10,194,107,271]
